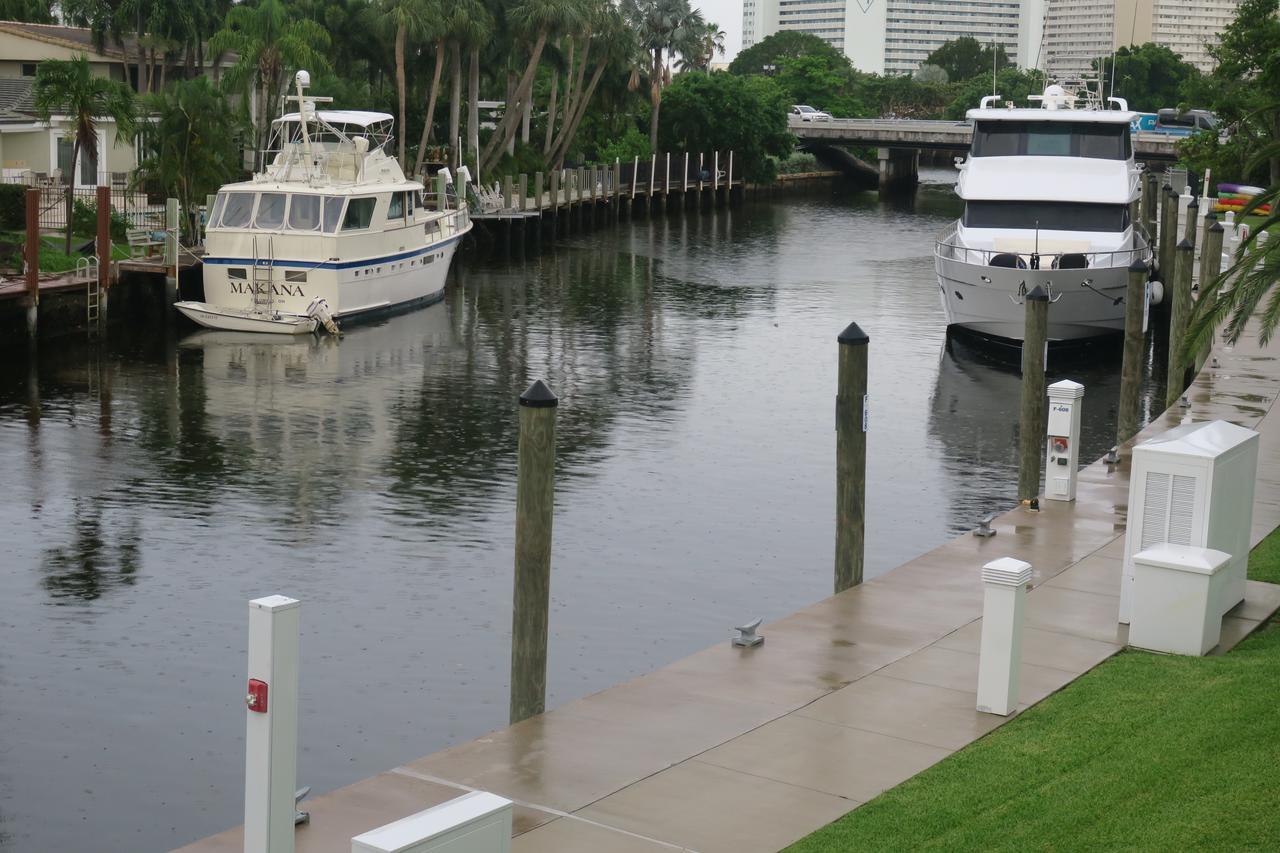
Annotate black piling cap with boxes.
[1026,285,1049,302]
[837,321,870,346]
[1204,211,1217,222]
[519,379,559,408]
[1209,220,1225,233]
[1187,198,1198,209]
[1177,238,1194,250]
[1128,257,1149,273]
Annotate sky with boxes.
[695,0,744,62]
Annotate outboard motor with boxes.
[306,296,341,336]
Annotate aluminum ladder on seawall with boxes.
[252,234,274,312]
[76,254,101,333]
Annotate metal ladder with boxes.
[251,234,274,312]
[76,255,101,333]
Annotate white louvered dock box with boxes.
[351,791,512,853]
[1118,420,1258,625]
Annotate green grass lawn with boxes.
[1,231,131,275]
[786,528,1280,852]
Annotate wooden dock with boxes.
[467,152,745,241]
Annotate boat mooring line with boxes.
[388,766,692,849]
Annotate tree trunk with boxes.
[449,42,462,163]
[561,40,575,138]
[550,61,605,168]
[467,47,480,177]
[648,48,663,150]
[543,66,558,153]
[64,137,80,255]
[395,23,407,169]
[413,39,447,177]
[480,30,549,172]
[505,71,517,157]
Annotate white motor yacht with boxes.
[934,85,1153,342]
[177,71,472,335]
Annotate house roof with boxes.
[0,20,138,60]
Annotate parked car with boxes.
[791,104,832,122]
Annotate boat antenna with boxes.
[1032,220,1041,270]
[294,70,313,169]
[992,40,997,99]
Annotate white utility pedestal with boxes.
[245,596,301,853]
[1119,420,1258,624]
[977,558,1033,716]
[351,792,513,853]
[1045,380,1084,502]
[1129,544,1231,655]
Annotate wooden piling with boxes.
[1141,171,1157,239]
[510,378,558,725]
[24,186,38,343]
[1117,260,1148,444]
[1165,239,1194,408]
[1159,186,1176,279]
[1182,197,1198,252]
[1018,287,1050,504]
[1201,220,1224,288]
[534,171,543,210]
[165,197,179,305]
[518,173,528,212]
[835,322,869,593]
[502,175,513,211]
[96,184,111,301]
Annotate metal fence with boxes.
[1,171,167,232]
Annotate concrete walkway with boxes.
[178,324,1280,853]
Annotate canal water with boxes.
[0,173,1165,850]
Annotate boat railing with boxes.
[935,230,1150,271]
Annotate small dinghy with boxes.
[174,301,318,334]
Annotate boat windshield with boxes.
[211,191,350,233]
[963,201,1129,232]
[972,121,1131,160]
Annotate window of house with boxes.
[342,197,377,230]
[21,63,36,77]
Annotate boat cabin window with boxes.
[254,193,287,229]
[963,201,1130,232]
[219,192,255,228]
[342,196,377,230]
[208,193,227,229]
[387,191,404,220]
[288,194,321,231]
[323,196,345,232]
[972,121,1131,160]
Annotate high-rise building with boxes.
[742,0,1049,75]
[744,0,1241,79]
[1041,0,1241,78]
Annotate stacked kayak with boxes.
[1215,183,1271,215]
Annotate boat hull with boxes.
[935,253,1140,342]
[201,231,465,323]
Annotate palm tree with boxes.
[377,0,430,171]
[621,0,702,149]
[209,0,331,171]
[478,0,586,175]
[32,55,136,255]
[546,2,634,168]
[1188,163,1280,350]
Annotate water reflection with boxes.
[1,187,1171,851]
[928,332,1165,534]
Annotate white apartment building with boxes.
[743,0,1048,75]
[1041,0,1241,78]
[744,0,1240,78]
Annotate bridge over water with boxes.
[788,117,1181,194]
